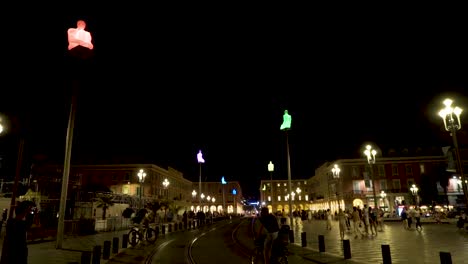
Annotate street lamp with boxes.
[438,98,468,208]
[363,144,378,209]
[331,164,341,209]
[197,150,205,211]
[163,178,170,200]
[200,193,205,212]
[268,161,274,212]
[221,176,227,214]
[280,109,294,229]
[138,169,147,209]
[410,184,419,206]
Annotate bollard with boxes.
[288,230,294,243]
[155,226,160,237]
[169,223,172,232]
[103,240,111,260]
[81,251,91,264]
[112,237,119,254]
[174,222,178,231]
[439,252,452,264]
[382,244,392,264]
[301,232,307,247]
[179,222,183,230]
[318,235,325,252]
[162,224,166,234]
[343,239,351,259]
[92,245,101,264]
[122,234,128,249]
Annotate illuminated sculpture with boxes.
[280,110,291,130]
[67,19,94,61]
[197,150,205,163]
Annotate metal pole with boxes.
[222,185,226,214]
[370,163,378,209]
[199,163,202,211]
[270,172,274,213]
[286,131,294,229]
[139,181,142,209]
[451,127,468,208]
[57,82,77,249]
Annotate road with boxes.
[293,219,467,264]
[147,218,251,264]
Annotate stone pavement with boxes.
[288,218,463,264]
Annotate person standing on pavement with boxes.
[0,201,34,264]
[414,206,422,231]
[326,209,332,230]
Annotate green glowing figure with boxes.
[280,110,291,130]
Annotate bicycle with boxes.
[128,223,157,247]
[250,237,265,264]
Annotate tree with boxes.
[94,193,115,220]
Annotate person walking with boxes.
[337,208,347,240]
[252,207,280,264]
[0,201,34,264]
[351,206,363,238]
[326,209,332,230]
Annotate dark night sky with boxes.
[1,9,468,198]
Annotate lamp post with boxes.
[410,184,419,206]
[138,169,146,209]
[280,109,294,229]
[221,176,227,214]
[331,164,341,209]
[438,98,468,208]
[192,190,197,211]
[200,193,205,212]
[197,150,205,211]
[268,161,274,213]
[163,178,170,200]
[364,144,378,209]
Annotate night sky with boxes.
[1,10,468,198]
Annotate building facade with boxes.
[190,181,243,215]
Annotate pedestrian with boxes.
[252,207,280,264]
[326,209,332,230]
[351,206,363,238]
[414,206,422,231]
[337,208,347,240]
[0,201,34,264]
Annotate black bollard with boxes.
[92,245,101,264]
[382,244,392,264]
[168,223,172,232]
[122,234,128,249]
[301,232,307,247]
[318,235,325,252]
[103,240,111,260]
[288,229,294,243]
[112,237,119,254]
[81,251,91,264]
[343,239,351,259]
[174,222,178,231]
[179,222,183,230]
[162,224,166,234]
[440,252,452,264]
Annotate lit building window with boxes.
[277,196,281,201]
[305,195,309,201]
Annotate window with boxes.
[407,178,415,188]
[277,196,281,201]
[405,165,413,176]
[125,172,131,181]
[352,166,359,177]
[392,179,401,191]
[419,163,425,174]
[380,180,387,191]
[378,165,385,177]
[305,195,309,201]
[353,180,361,193]
[392,165,399,176]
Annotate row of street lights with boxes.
[310,99,468,211]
